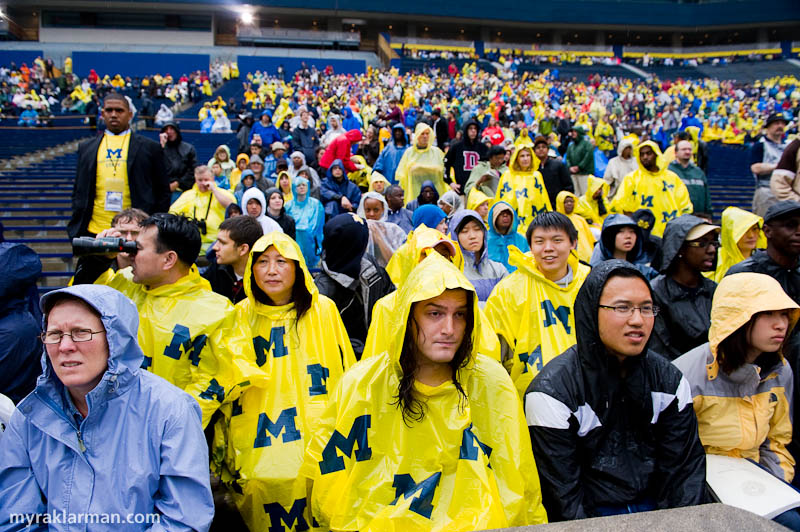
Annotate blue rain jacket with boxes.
[372,123,409,184]
[0,243,42,403]
[0,285,214,531]
[487,201,529,273]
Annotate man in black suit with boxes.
[68,93,170,238]
[431,108,449,150]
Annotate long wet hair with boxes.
[250,250,313,321]
[717,311,785,375]
[393,290,475,425]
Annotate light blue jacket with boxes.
[487,201,529,273]
[0,285,214,531]
[371,123,408,184]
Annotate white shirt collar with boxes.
[104,128,131,136]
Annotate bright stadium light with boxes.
[240,11,254,25]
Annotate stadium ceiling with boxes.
[7,0,800,30]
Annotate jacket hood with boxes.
[243,231,318,315]
[415,179,440,205]
[488,200,520,235]
[635,140,666,174]
[214,144,231,160]
[368,172,390,192]
[651,214,709,273]
[38,284,144,391]
[720,206,765,265]
[384,253,479,367]
[322,213,370,280]
[291,175,310,207]
[357,191,389,222]
[413,122,433,151]
[585,175,609,201]
[574,260,654,370]
[508,144,538,173]
[599,214,645,262]
[236,153,250,166]
[630,209,656,242]
[412,204,447,230]
[438,190,463,213]
[0,242,41,302]
[450,209,488,261]
[325,159,346,179]
[462,119,482,147]
[466,187,491,214]
[276,170,292,194]
[160,120,182,142]
[391,122,408,146]
[555,190,579,214]
[617,136,635,156]
[450,209,486,241]
[345,129,363,143]
[242,186,267,214]
[708,273,800,377]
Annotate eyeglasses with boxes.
[598,304,659,317]
[40,329,106,344]
[685,239,720,249]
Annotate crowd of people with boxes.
[3,57,800,530]
[0,57,236,128]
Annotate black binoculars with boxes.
[72,237,138,256]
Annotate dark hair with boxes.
[43,293,102,326]
[103,92,129,109]
[526,211,578,245]
[717,312,785,375]
[111,207,149,227]
[674,131,692,142]
[249,251,313,321]
[386,184,404,196]
[394,290,474,425]
[219,215,263,249]
[140,213,201,266]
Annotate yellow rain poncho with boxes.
[495,145,552,235]
[609,140,693,238]
[276,170,293,203]
[348,155,372,189]
[215,232,355,531]
[484,247,590,398]
[396,123,447,205]
[466,187,492,223]
[301,254,549,530]
[169,185,235,251]
[593,119,615,152]
[368,172,390,193]
[711,206,766,283]
[555,191,595,262]
[273,99,292,128]
[230,153,249,191]
[95,265,253,427]
[577,176,609,228]
[386,226,464,287]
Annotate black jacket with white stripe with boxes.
[524,260,707,521]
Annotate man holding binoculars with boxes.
[72,213,256,428]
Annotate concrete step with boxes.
[1,216,69,227]
[3,226,68,239]
[38,272,74,287]
[40,255,74,272]
[0,208,72,216]
[7,239,72,254]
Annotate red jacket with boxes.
[319,129,362,171]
